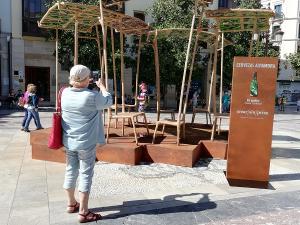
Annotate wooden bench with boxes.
[191,108,212,124]
[160,109,176,120]
[106,112,149,145]
[211,113,230,140]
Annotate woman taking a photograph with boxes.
[61,65,112,223]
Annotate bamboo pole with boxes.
[55,28,59,109]
[219,32,224,114]
[153,30,161,121]
[135,36,142,107]
[183,26,202,119]
[111,28,117,115]
[99,0,108,87]
[74,20,79,65]
[176,14,196,144]
[177,14,196,122]
[211,36,219,115]
[120,31,125,113]
[207,46,213,112]
[95,25,102,79]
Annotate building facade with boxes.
[0,0,225,105]
[261,0,300,103]
[0,0,12,96]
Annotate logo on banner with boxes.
[250,72,258,97]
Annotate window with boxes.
[22,0,47,36]
[274,4,282,18]
[218,0,228,8]
[134,11,145,22]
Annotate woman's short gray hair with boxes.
[69,65,90,85]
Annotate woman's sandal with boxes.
[78,211,102,223]
[66,202,80,213]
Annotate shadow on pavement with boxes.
[270,173,300,182]
[91,193,217,219]
[272,135,300,142]
[272,147,300,159]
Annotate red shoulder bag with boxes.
[48,87,66,149]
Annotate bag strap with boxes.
[57,86,67,113]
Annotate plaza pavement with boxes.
[0,106,300,225]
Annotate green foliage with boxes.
[287,52,300,76]
[220,0,280,89]
[234,0,262,9]
[45,0,135,75]
[139,0,206,89]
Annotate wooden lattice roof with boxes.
[205,8,274,33]
[147,28,232,47]
[38,1,150,35]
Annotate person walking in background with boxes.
[7,89,16,108]
[297,97,300,112]
[278,96,283,111]
[222,91,231,113]
[21,84,37,130]
[23,85,43,132]
[61,65,112,223]
[192,90,199,109]
[280,95,286,112]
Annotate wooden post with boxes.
[111,28,118,115]
[176,14,196,144]
[55,28,59,109]
[153,30,161,121]
[120,31,125,113]
[135,36,142,107]
[74,20,79,65]
[95,25,102,79]
[219,32,224,114]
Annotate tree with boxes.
[139,0,206,95]
[220,0,280,90]
[287,52,300,77]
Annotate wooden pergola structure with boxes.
[38,1,152,145]
[38,1,274,145]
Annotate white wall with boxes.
[125,0,155,24]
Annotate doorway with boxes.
[25,66,50,101]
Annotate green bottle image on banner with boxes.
[250,72,258,97]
